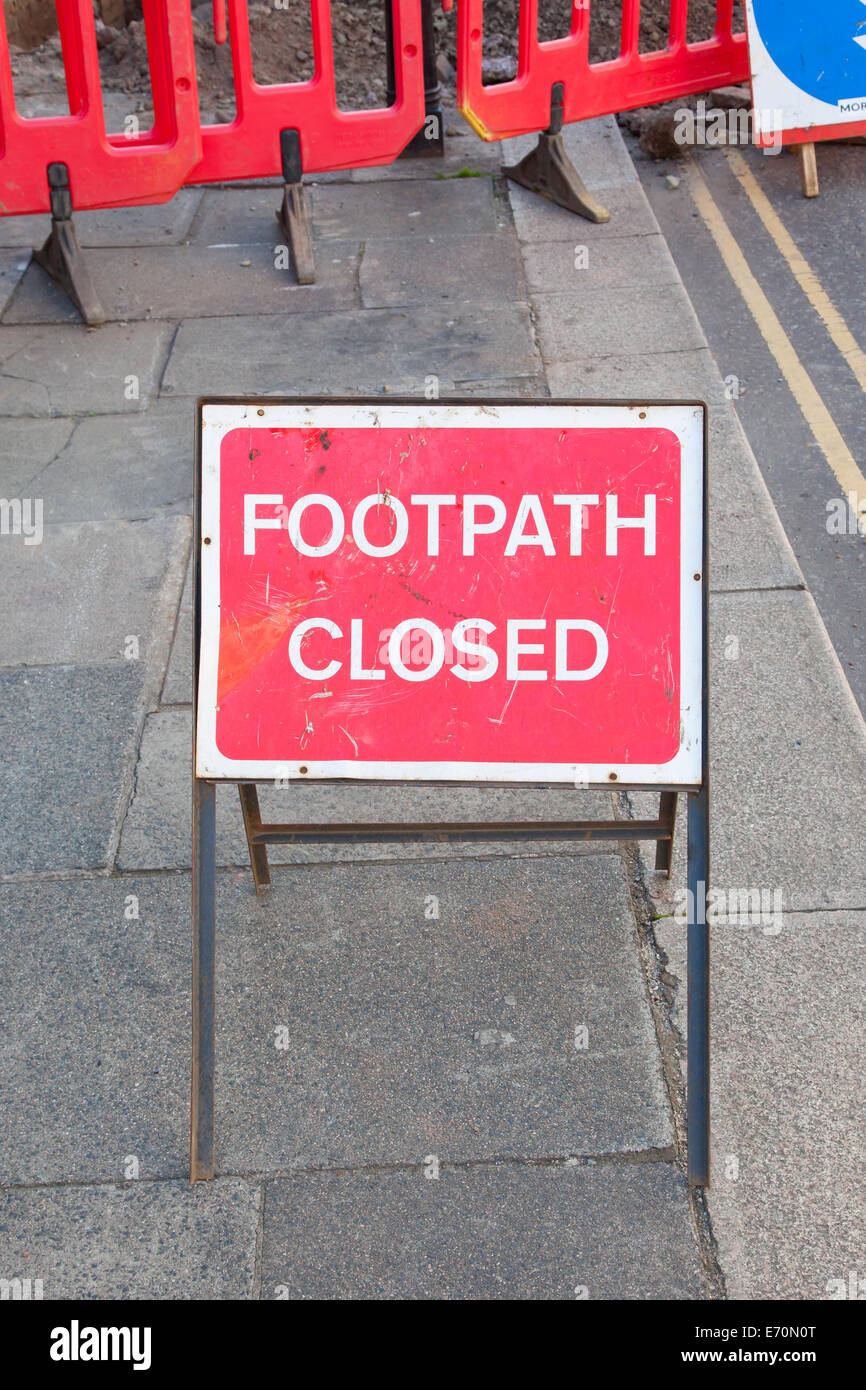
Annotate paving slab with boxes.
[312,177,503,242]
[546,347,727,402]
[260,1162,702,1299]
[214,853,672,1171]
[188,186,312,248]
[192,179,506,249]
[509,178,660,245]
[186,182,404,247]
[360,232,522,309]
[30,402,192,523]
[5,242,360,325]
[0,664,143,874]
[161,555,194,703]
[653,910,866,1300]
[118,708,618,869]
[349,118,506,182]
[0,322,172,415]
[0,188,202,249]
[162,607,194,704]
[440,375,551,398]
[349,148,506,182]
[178,549,193,612]
[0,1179,260,1300]
[161,304,543,397]
[706,407,803,593]
[522,231,680,297]
[0,873,190,1181]
[0,416,75,495]
[0,857,669,1182]
[630,589,866,913]
[0,516,189,668]
[534,283,707,364]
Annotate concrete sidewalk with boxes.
[0,112,862,1300]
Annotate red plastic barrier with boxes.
[190,0,426,184]
[457,0,749,141]
[0,0,202,215]
[0,1,425,218]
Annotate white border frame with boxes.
[196,401,704,785]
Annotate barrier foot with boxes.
[33,163,106,327]
[277,130,316,285]
[504,83,611,224]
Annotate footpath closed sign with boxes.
[196,401,704,785]
[192,398,711,1186]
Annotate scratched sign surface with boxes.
[196,402,704,784]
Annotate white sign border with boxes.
[196,401,705,786]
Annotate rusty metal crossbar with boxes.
[235,780,680,894]
[245,817,674,846]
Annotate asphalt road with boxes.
[630,134,866,717]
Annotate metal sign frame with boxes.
[191,396,710,1186]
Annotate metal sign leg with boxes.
[687,780,710,1186]
[654,791,678,876]
[191,777,217,1181]
[239,783,272,895]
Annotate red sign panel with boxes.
[196,402,704,785]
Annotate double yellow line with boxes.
[685,149,866,515]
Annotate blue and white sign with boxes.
[746,0,866,139]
